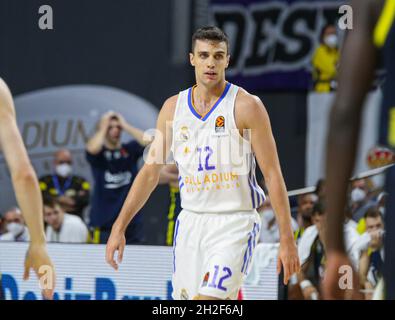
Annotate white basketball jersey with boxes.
[171,82,265,213]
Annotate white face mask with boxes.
[351,188,367,203]
[324,34,338,48]
[55,163,72,178]
[7,222,25,237]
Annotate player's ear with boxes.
[226,54,230,69]
[189,52,195,67]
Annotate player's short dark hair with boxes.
[364,207,383,220]
[312,201,326,216]
[191,26,229,54]
[43,196,59,209]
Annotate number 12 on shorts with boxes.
[206,265,232,292]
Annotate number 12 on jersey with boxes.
[197,146,216,172]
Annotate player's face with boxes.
[190,40,230,87]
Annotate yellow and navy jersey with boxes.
[171,82,265,213]
[39,174,90,216]
[374,0,395,149]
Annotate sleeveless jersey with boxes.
[171,82,265,213]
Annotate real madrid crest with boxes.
[177,126,190,142]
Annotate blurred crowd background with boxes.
[0,0,393,300]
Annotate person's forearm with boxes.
[123,124,150,146]
[86,129,107,154]
[265,170,294,241]
[325,102,361,253]
[12,166,46,244]
[112,165,160,232]
[158,170,179,185]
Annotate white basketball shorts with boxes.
[171,209,261,300]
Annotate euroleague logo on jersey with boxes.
[215,116,225,133]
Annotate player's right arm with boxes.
[105,95,177,270]
[0,78,55,299]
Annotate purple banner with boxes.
[209,0,347,91]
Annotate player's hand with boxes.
[105,228,126,271]
[24,242,56,300]
[277,238,300,285]
[322,251,363,300]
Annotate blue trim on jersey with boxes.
[187,88,202,119]
[178,176,184,190]
[248,174,256,209]
[172,219,180,273]
[201,82,231,121]
[187,82,232,121]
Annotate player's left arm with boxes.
[237,92,300,284]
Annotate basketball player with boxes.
[0,78,55,299]
[106,27,299,300]
[323,0,395,299]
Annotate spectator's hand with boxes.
[322,251,363,300]
[24,242,56,300]
[302,285,319,300]
[105,228,126,271]
[277,238,300,285]
[114,113,129,130]
[99,111,116,132]
[369,229,383,250]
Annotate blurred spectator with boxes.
[294,193,317,242]
[0,213,6,236]
[258,196,298,243]
[297,201,362,299]
[358,208,385,300]
[0,207,29,241]
[43,197,88,243]
[312,24,340,92]
[86,111,150,244]
[297,202,326,300]
[315,178,326,201]
[350,178,377,226]
[158,164,182,246]
[39,149,90,219]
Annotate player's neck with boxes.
[194,80,227,105]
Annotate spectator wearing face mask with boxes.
[0,207,29,241]
[349,178,377,226]
[258,196,298,243]
[312,24,340,93]
[39,149,90,219]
